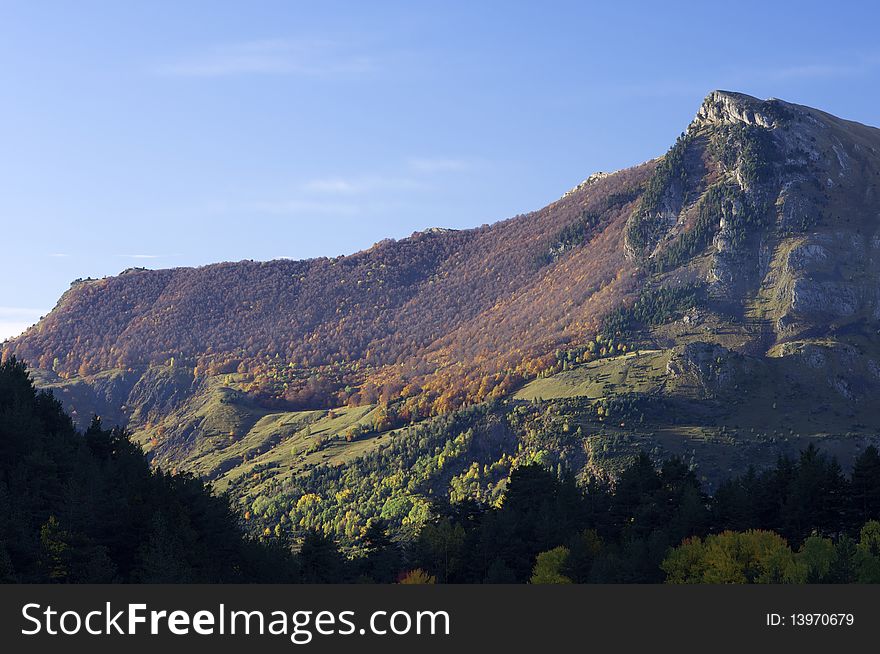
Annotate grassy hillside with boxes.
[515,350,670,401]
[118,341,876,550]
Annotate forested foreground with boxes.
[3,357,880,584]
[407,451,880,584]
[0,358,304,582]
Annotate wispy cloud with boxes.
[408,157,474,173]
[299,158,476,197]
[246,198,417,220]
[0,307,48,341]
[302,175,426,195]
[48,253,69,258]
[153,39,376,78]
[245,156,478,219]
[719,55,880,90]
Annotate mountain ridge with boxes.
[5,90,880,544]
[5,158,653,414]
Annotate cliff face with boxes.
[693,90,788,129]
[624,91,880,355]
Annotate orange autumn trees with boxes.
[4,162,653,415]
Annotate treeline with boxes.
[0,358,299,583]
[535,184,640,269]
[250,437,880,584]
[401,445,880,583]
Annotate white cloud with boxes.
[408,157,473,173]
[115,254,166,259]
[154,39,376,78]
[247,156,479,220]
[301,175,425,195]
[301,178,363,194]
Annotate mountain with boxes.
[5,91,880,546]
[4,165,648,414]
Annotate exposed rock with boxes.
[692,90,788,130]
[563,171,611,198]
[708,255,736,289]
[778,342,842,371]
[666,342,753,393]
[790,279,859,318]
[785,242,829,274]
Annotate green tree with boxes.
[39,517,70,582]
[663,530,801,584]
[484,557,517,583]
[565,529,603,582]
[0,541,14,582]
[796,535,836,583]
[854,521,880,583]
[827,535,857,583]
[530,546,572,584]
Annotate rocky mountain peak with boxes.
[622,88,880,360]
[691,90,792,131]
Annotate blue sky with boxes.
[2,0,880,340]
